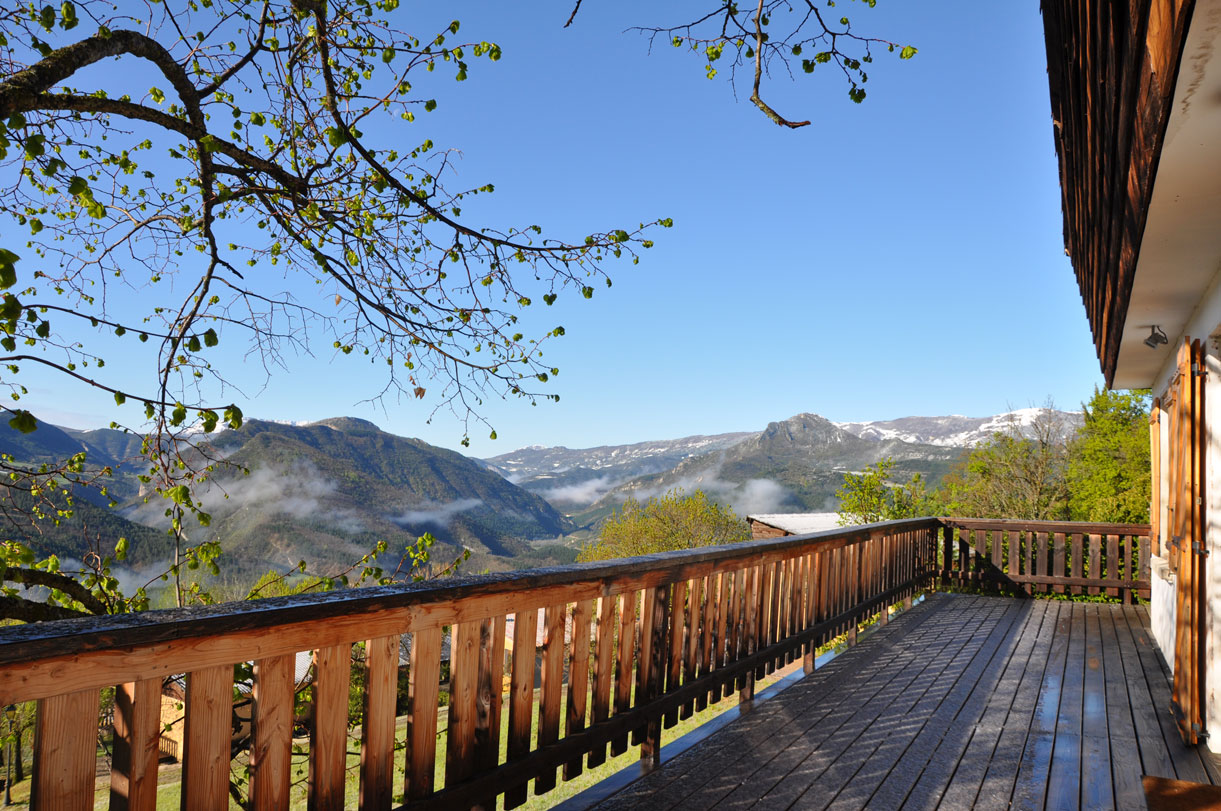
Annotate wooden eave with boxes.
[1041,0,1196,386]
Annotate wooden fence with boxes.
[938,518,1151,601]
[0,517,1148,810]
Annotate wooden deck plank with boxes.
[1109,603,1177,781]
[1121,604,1212,783]
[883,600,1033,811]
[1007,597,1073,811]
[971,601,1063,811]
[1045,601,1086,811]
[597,596,959,811]
[1095,603,1145,811]
[588,595,1214,811]
[724,598,1010,810]
[925,599,1052,811]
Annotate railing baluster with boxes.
[310,644,352,811]
[476,616,506,790]
[407,626,442,802]
[587,596,615,769]
[534,604,565,794]
[31,687,100,811]
[610,591,637,756]
[110,678,160,811]
[360,635,399,811]
[182,665,233,811]
[697,573,716,711]
[665,579,687,728]
[1107,533,1120,597]
[715,569,733,699]
[564,601,592,779]
[641,584,670,764]
[1089,533,1102,595]
[682,577,701,719]
[445,621,478,787]
[504,610,536,809]
[251,653,295,811]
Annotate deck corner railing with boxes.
[0,516,1150,809]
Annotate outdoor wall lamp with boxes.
[1144,325,1169,349]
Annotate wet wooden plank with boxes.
[1121,605,1211,783]
[968,601,1059,811]
[1046,602,1085,810]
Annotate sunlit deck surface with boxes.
[591,593,1218,810]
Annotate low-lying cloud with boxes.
[538,476,621,506]
[122,460,365,534]
[623,460,794,516]
[392,498,482,529]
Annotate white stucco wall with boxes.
[1204,343,1221,751]
[1151,557,1176,673]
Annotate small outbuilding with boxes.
[746,513,843,540]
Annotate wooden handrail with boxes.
[1,516,1150,809]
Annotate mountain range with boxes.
[0,407,1080,584]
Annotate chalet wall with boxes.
[748,521,790,540]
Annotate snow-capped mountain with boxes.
[834,408,1082,448]
[483,432,757,506]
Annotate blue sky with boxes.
[22,1,1105,457]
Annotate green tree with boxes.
[836,458,938,526]
[1067,388,1151,523]
[0,1,908,619]
[937,407,1071,520]
[578,489,750,562]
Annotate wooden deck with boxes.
[592,593,1217,810]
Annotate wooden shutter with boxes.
[1168,338,1207,745]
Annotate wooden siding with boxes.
[1041,0,1196,385]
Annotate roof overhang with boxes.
[1114,0,1221,388]
[1042,0,1202,387]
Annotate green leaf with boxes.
[900,45,918,60]
[8,410,36,434]
[203,328,218,347]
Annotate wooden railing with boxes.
[938,518,1151,601]
[0,518,939,810]
[0,517,1150,809]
